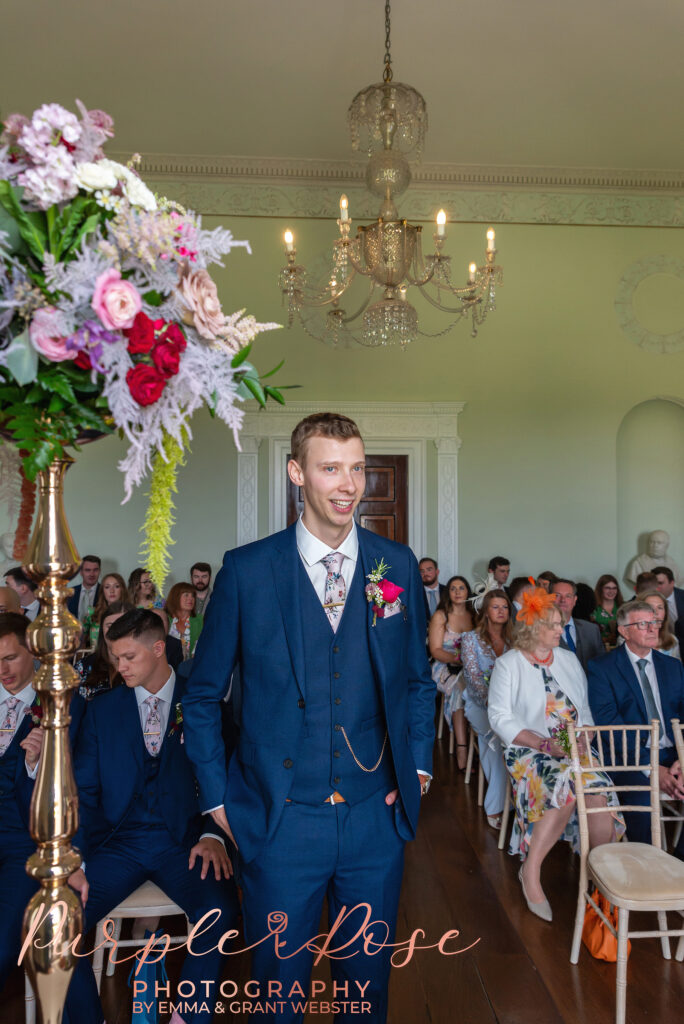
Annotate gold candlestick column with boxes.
[21,457,84,1024]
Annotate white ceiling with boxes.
[3,0,684,173]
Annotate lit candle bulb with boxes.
[339,194,349,221]
[436,209,447,237]
[469,262,477,283]
[487,228,495,251]
[284,229,294,253]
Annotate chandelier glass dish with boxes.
[279,1,503,349]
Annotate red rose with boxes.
[159,322,187,352]
[124,312,156,354]
[74,350,92,370]
[152,340,181,379]
[126,364,166,406]
[378,579,404,605]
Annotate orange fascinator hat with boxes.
[516,577,558,626]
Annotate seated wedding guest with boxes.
[4,567,40,620]
[0,586,21,613]
[552,579,603,672]
[573,581,597,622]
[420,557,447,629]
[588,600,684,857]
[128,566,164,609]
[67,555,101,622]
[166,583,203,661]
[654,565,684,646]
[590,574,624,647]
[74,601,134,700]
[536,571,558,592]
[0,613,85,992]
[85,572,129,648]
[488,585,624,921]
[151,606,184,671]
[636,590,680,661]
[635,570,658,594]
[461,588,512,828]
[509,576,534,614]
[190,562,213,618]
[65,609,238,1024]
[488,555,511,588]
[429,576,473,769]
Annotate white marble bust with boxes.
[626,529,682,587]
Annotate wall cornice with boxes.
[112,151,684,227]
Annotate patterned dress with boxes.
[504,666,626,860]
[432,625,467,725]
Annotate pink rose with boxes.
[92,268,142,331]
[178,268,225,340]
[28,307,75,362]
[378,579,404,605]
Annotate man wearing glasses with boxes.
[588,600,684,856]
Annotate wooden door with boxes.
[286,454,408,544]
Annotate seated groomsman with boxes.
[0,613,85,991]
[65,608,238,1024]
[588,600,684,857]
[552,578,603,672]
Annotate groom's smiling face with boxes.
[288,435,366,542]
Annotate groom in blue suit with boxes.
[587,598,684,852]
[183,412,435,1022]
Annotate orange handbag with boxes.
[582,892,631,961]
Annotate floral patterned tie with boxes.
[143,695,162,756]
[0,696,21,756]
[321,552,346,631]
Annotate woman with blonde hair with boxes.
[640,589,681,661]
[488,581,624,921]
[165,582,203,660]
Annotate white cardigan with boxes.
[487,647,594,748]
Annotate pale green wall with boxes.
[21,212,683,594]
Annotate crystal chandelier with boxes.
[279,1,503,349]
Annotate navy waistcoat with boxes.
[0,735,29,841]
[122,741,169,833]
[289,557,395,804]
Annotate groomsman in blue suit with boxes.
[0,613,85,991]
[183,412,436,1023]
[587,599,684,854]
[65,609,238,1024]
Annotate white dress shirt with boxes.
[295,516,358,597]
[134,669,176,738]
[623,645,672,749]
[0,680,38,776]
[424,585,440,617]
[666,591,678,625]
[78,584,98,623]
[24,599,40,622]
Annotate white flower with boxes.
[76,161,118,192]
[121,172,157,212]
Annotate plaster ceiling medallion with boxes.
[615,256,684,354]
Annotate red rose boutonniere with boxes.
[168,701,184,742]
[28,695,43,727]
[365,558,405,627]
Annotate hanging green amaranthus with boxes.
[139,428,189,596]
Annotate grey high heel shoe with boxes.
[518,865,552,922]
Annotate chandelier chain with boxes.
[383,0,393,82]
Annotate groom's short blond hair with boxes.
[290,413,363,466]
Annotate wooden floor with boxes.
[6,738,684,1023]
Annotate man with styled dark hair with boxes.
[419,557,447,628]
[0,613,85,995]
[65,607,238,1024]
[553,578,603,672]
[654,565,684,646]
[184,412,435,1023]
[4,567,39,621]
[487,555,511,587]
[67,555,102,622]
[190,561,213,617]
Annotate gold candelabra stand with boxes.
[22,457,83,1024]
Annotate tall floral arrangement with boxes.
[0,101,283,589]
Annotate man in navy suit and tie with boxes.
[66,555,102,622]
[587,599,684,854]
[65,609,238,1024]
[0,613,85,993]
[183,412,436,1023]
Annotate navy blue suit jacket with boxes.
[73,677,214,860]
[587,644,684,765]
[183,523,436,864]
[67,583,100,619]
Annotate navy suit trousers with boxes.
[0,834,38,989]
[64,828,239,1024]
[239,789,405,1024]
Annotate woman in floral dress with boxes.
[488,583,624,921]
[429,576,473,769]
